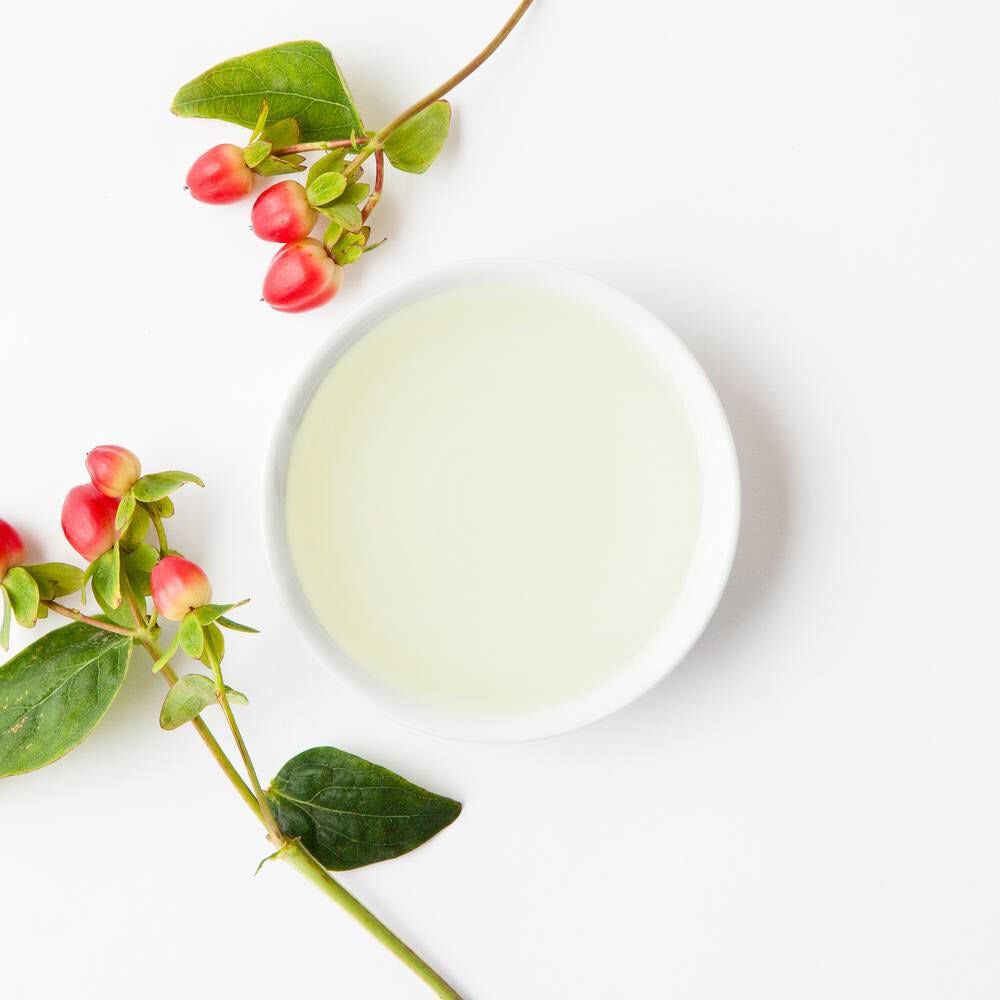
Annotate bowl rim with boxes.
[263,258,740,742]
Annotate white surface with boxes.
[1,1,998,997]
[269,261,738,741]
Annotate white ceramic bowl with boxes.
[264,259,740,742]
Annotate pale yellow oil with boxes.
[286,284,702,713]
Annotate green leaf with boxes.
[0,623,132,777]
[267,746,462,870]
[307,171,347,207]
[22,563,84,600]
[337,181,369,204]
[148,497,175,519]
[383,100,451,174]
[199,622,226,667]
[329,228,369,266]
[178,614,204,659]
[193,600,249,626]
[123,544,158,598]
[243,139,272,168]
[151,629,181,673]
[3,567,40,628]
[115,490,136,532]
[159,673,247,731]
[322,221,344,251]
[249,99,269,142]
[318,201,362,232]
[133,471,205,502]
[171,41,364,143]
[307,148,349,186]
[120,503,151,552]
[91,544,121,611]
[1,589,10,652]
[216,615,259,634]
[254,153,306,176]
[261,117,300,146]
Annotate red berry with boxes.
[86,445,141,498]
[0,519,26,579]
[61,484,120,562]
[150,556,212,621]
[186,144,254,204]
[251,181,318,242]
[262,238,344,313]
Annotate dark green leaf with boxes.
[1,590,10,652]
[123,544,158,598]
[193,600,249,626]
[383,100,451,174]
[159,673,246,731]
[120,503,151,552]
[3,567,40,628]
[198,622,226,667]
[254,154,306,176]
[261,117,300,146]
[243,139,272,168]
[171,41,364,142]
[318,201,362,232]
[307,171,347,207]
[178,614,204,659]
[307,148,349,186]
[216,615,259,634]
[22,563,84,600]
[0,623,132,777]
[133,471,205,502]
[267,746,462,870]
[115,490,136,532]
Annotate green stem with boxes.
[271,137,367,156]
[374,0,536,144]
[282,841,464,999]
[203,642,284,843]
[150,509,169,556]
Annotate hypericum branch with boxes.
[362,149,384,222]
[42,600,135,636]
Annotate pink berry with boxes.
[0,519,26,579]
[150,556,212,621]
[86,445,141,498]
[262,238,344,313]
[186,144,254,204]
[251,181,318,243]
[61,484,120,562]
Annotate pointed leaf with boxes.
[249,99,269,142]
[383,100,451,174]
[0,623,132,777]
[216,616,259,634]
[193,600,249,626]
[322,221,344,251]
[198,622,226,667]
[307,171,347,207]
[307,148,349,186]
[1,589,10,651]
[115,490,136,532]
[151,628,182,673]
[3,567,40,628]
[267,746,462,870]
[243,139,272,168]
[22,563,84,600]
[133,471,205,502]
[254,154,306,176]
[178,613,204,659]
[261,116,300,146]
[120,503,151,552]
[171,41,364,142]
[91,549,134,627]
[159,673,247,731]
[318,201,362,232]
[123,544,158,598]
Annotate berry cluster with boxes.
[186,131,382,314]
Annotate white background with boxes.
[2,1,998,997]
